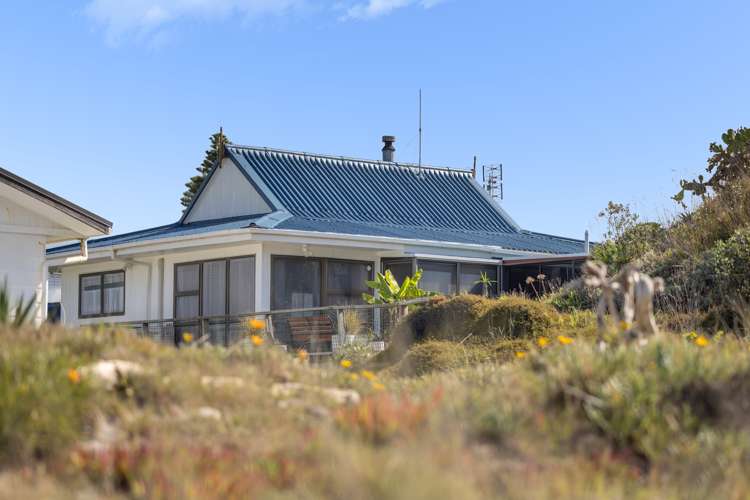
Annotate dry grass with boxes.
[1,322,750,499]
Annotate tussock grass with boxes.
[1,323,750,499]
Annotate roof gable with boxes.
[226,145,519,234]
[0,166,111,239]
[183,158,272,224]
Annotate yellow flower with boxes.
[67,368,81,384]
[360,369,377,381]
[537,337,549,348]
[182,332,193,343]
[694,335,709,347]
[515,351,527,359]
[297,349,309,362]
[340,359,353,369]
[557,335,574,345]
[618,321,632,332]
[371,382,386,391]
[349,373,360,382]
[251,335,264,346]
[248,319,266,330]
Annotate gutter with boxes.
[47,226,581,265]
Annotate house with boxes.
[0,167,111,324]
[46,137,588,340]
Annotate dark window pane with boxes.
[326,261,370,305]
[272,258,321,310]
[382,260,412,285]
[229,257,255,315]
[176,264,200,293]
[176,295,200,319]
[419,261,457,295]
[80,275,102,316]
[102,272,125,314]
[460,265,498,296]
[202,260,227,317]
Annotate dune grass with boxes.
[1,323,749,499]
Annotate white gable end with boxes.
[184,158,272,224]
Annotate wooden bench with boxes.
[287,315,334,352]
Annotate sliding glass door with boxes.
[174,256,256,345]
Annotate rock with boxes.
[200,376,245,389]
[196,406,222,420]
[271,382,303,399]
[271,382,360,406]
[80,360,144,389]
[320,387,360,406]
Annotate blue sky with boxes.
[1,1,749,239]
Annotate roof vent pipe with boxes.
[382,136,396,162]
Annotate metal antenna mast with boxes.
[418,89,423,169]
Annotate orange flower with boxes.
[371,382,386,391]
[340,359,353,369]
[694,335,709,347]
[67,368,81,384]
[251,335,264,346]
[557,335,574,345]
[297,349,309,361]
[248,319,266,330]
[360,369,377,381]
[537,337,549,348]
[182,332,193,343]
[515,351,527,359]
[349,373,360,382]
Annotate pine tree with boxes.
[180,130,230,209]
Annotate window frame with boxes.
[173,255,256,320]
[270,255,375,310]
[78,270,126,319]
[413,258,502,298]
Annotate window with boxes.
[418,260,457,295]
[381,258,414,286]
[326,260,371,306]
[79,271,125,318]
[271,256,373,310]
[459,264,499,296]
[174,256,255,319]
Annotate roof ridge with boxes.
[226,143,471,175]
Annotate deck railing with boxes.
[117,298,432,356]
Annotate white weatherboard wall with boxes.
[184,159,271,224]
[0,196,70,323]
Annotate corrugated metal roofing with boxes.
[46,215,266,255]
[275,216,585,254]
[47,145,586,256]
[227,145,518,233]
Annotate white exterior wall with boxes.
[0,232,46,323]
[1,195,74,324]
[184,159,271,224]
[57,239,387,325]
[60,260,152,327]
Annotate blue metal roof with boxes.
[274,216,585,254]
[47,145,586,256]
[46,215,266,255]
[226,145,519,233]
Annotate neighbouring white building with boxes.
[47,137,588,347]
[0,167,111,323]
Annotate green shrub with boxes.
[0,328,98,463]
[370,295,558,371]
[473,295,558,339]
[393,339,529,377]
[544,283,599,313]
